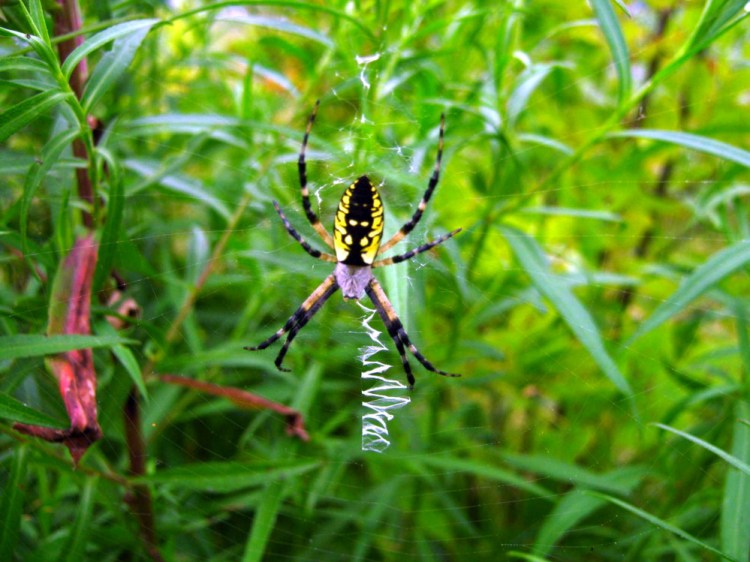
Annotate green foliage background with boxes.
[2,0,750,560]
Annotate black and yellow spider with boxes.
[245,101,461,387]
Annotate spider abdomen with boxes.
[333,175,384,266]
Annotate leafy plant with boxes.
[1,0,749,560]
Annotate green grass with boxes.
[1,0,750,560]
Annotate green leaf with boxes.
[532,489,608,557]
[26,0,50,44]
[0,334,134,361]
[97,321,147,400]
[93,149,124,291]
[61,19,159,79]
[81,23,154,112]
[0,446,27,560]
[419,455,553,498]
[219,14,333,48]
[629,240,750,341]
[608,129,750,169]
[590,492,740,561]
[137,460,320,492]
[522,206,622,222]
[500,452,639,495]
[654,423,750,476]
[123,158,231,219]
[242,480,286,562]
[21,128,80,261]
[517,133,574,155]
[59,478,98,562]
[501,225,634,400]
[591,0,631,105]
[0,393,67,428]
[0,90,69,144]
[721,401,750,561]
[507,63,560,125]
[0,26,58,69]
[0,56,50,74]
[683,0,749,55]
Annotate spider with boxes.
[245,101,462,387]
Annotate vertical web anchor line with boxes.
[358,302,410,453]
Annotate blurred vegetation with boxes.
[2,0,750,560]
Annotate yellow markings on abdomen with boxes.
[333,175,385,266]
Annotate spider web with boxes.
[357,301,411,453]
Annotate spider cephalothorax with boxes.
[245,101,461,387]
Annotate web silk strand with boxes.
[358,302,410,452]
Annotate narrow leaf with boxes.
[61,19,159,79]
[0,56,50,74]
[590,492,740,561]
[501,226,633,399]
[81,24,152,111]
[59,478,98,562]
[93,152,124,291]
[591,0,631,105]
[219,14,333,47]
[533,489,608,557]
[0,334,133,361]
[0,90,68,144]
[721,401,750,561]
[0,446,28,560]
[609,129,750,169]
[629,240,750,341]
[137,460,320,492]
[0,393,67,428]
[21,128,80,260]
[500,452,639,495]
[112,344,148,400]
[242,480,286,562]
[654,423,750,476]
[420,455,553,498]
[507,63,559,125]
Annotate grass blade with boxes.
[591,0,631,105]
[93,150,124,291]
[0,393,67,428]
[242,480,286,562]
[532,489,608,557]
[0,334,133,360]
[0,90,68,144]
[501,225,633,400]
[721,401,750,561]
[61,19,159,79]
[21,128,80,261]
[654,423,750,476]
[629,240,750,341]
[81,23,154,112]
[609,129,750,168]
[420,455,552,498]
[0,445,28,559]
[137,460,320,492]
[590,492,740,561]
[59,477,98,562]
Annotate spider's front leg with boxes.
[245,274,339,371]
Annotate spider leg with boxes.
[365,277,460,388]
[299,100,335,249]
[245,274,339,372]
[372,228,461,268]
[378,113,446,254]
[273,201,337,263]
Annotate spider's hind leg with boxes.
[245,274,339,371]
[365,277,460,387]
